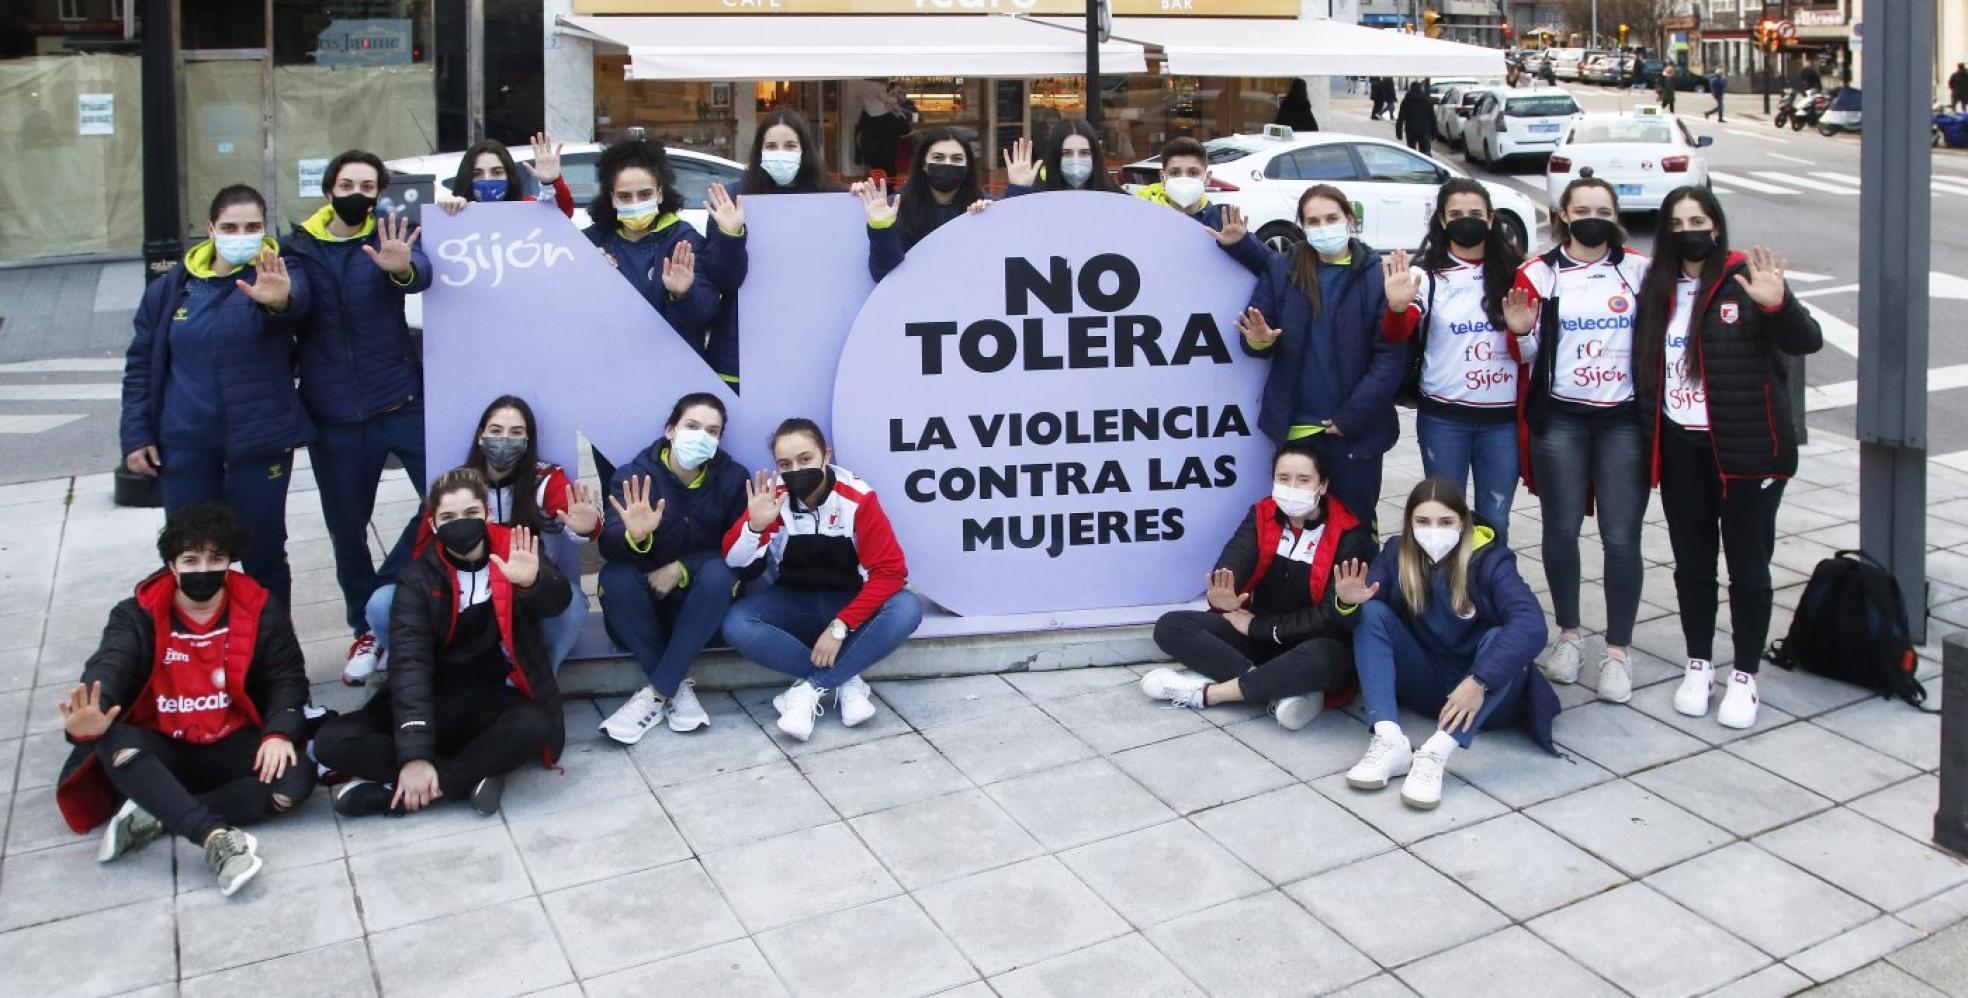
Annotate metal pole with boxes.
[1941,635,1968,858]
[140,0,182,282]
[1764,38,1773,114]
[1858,0,1932,645]
[467,0,486,141]
[1590,0,1598,47]
[1085,0,1101,129]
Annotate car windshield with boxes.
[1569,120,1675,144]
[1506,95,1580,117]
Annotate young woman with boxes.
[1144,439,1377,730]
[585,137,724,355]
[349,396,601,684]
[722,419,922,742]
[861,127,988,281]
[1382,179,1534,541]
[1510,176,1651,703]
[1001,118,1125,196]
[434,133,574,216]
[596,393,750,745]
[1633,187,1821,729]
[738,108,846,196]
[1233,185,1406,522]
[1335,479,1556,810]
[121,184,312,609]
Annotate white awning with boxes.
[556,13,1148,81]
[1043,16,1506,79]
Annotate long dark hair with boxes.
[465,395,553,533]
[588,137,685,233]
[1287,184,1358,320]
[667,392,728,431]
[452,140,525,202]
[1036,118,1122,193]
[1633,185,1731,403]
[897,127,982,244]
[739,109,845,195]
[1550,176,1624,249]
[1416,178,1523,333]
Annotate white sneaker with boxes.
[776,681,824,742]
[1673,659,1716,717]
[667,678,710,733]
[1345,724,1414,790]
[1596,653,1633,704]
[1269,693,1324,731]
[1140,667,1210,709]
[1717,670,1760,729]
[836,676,877,727]
[1402,745,1450,810]
[341,633,379,686]
[1542,636,1585,685]
[600,686,666,745]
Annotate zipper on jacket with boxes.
[1763,384,1780,458]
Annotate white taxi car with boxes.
[1544,107,1714,212]
[1462,87,1582,168]
[1437,85,1502,151]
[1119,127,1543,254]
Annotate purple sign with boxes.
[831,192,1270,617]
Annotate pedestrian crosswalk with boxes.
[0,357,120,435]
[1705,168,1968,199]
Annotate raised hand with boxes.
[1002,136,1038,187]
[745,469,785,532]
[965,199,990,215]
[1382,250,1420,310]
[58,681,120,740]
[1333,558,1380,606]
[1236,306,1281,349]
[555,481,602,537]
[1206,204,1249,248]
[255,738,296,783]
[529,130,563,183]
[609,476,666,545]
[1205,567,1248,613]
[706,183,744,236]
[490,525,541,589]
[1733,244,1789,309]
[661,240,696,297]
[362,212,420,277]
[1502,286,1538,335]
[855,177,897,225]
[235,249,291,310]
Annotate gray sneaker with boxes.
[1542,636,1585,685]
[204,828,263,897]
[98,798,165,863]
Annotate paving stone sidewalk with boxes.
[1,427,1966,997]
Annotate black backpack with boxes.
[1765,549,1935,709]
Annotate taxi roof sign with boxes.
[1635,104,1665,116]
[1262,124,1295,141]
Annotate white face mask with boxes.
[1163,176,1206,208]
[1413,526,1462,564]
[1305,222,1352,255]
[213,233,263,266]
[1272,484,1323,519]
[1059,158,1095,188]
[760,150,801,187]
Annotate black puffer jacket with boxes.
[1640,252,1823,485]
[1213,496,1379,649]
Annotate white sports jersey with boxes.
[1517,249,1650,408]
[1409,259,1536,409]
[1663,276,1710,430]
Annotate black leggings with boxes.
[97,725,317,845]
[1153,610,1354,702]
[1658,428,1785,672]
[313,686,552,800]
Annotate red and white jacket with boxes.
[722,465,910,630]
[411,461,598,558]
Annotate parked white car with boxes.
[1463,87,1583,168]
[1118,128,1543,254]
[1545,107,1714,212]
[1550,48,1588,80]
[1437,85,1503,151]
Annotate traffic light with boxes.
[1501,21,1513,42]
[1423,9,1441,38]
[1755,19,1780,52]
[1618,23,1629,45]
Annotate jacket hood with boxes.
[183,235,280,279]
[299,204,376,243]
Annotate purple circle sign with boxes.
[832,192,1274,616]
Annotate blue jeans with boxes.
[1353,601,1524,749]
[1416,412,1518,544]
[723,587,923,691]
[365,579,590,674]
[598,559,737,696]
[1297,431,1385,531]
[160,447,295,607]
[310,401,426,635]
[1528,410,1649,646]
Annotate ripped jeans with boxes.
[95,725,316,845]
[1417,411,1519,543]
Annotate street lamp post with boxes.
[1086,0,1102,129]
[139,0,181,283]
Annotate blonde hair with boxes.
[1397,479,1476,618]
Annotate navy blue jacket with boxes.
[585,217,723,353]
[598,441,749,576]
[281,209,432,424]
[1359,530,1559,751]
[699,225,746,385]
[120,241,316,463]
[1243,239,1404,453]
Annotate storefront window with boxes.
[595,56,740,161]
[1104,75,1292,165]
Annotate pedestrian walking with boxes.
[1659,64,1679,112]
[1951,62,1968,112]
[1703,70,1728,122]
[1371,77,1397,120]
[1395,81,1438,157]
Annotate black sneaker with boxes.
[332,780,402,818]
[470,775,505,817]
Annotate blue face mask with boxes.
[472,178,509,202]
[670,427,719,470]
[213,233,263,266]
[1059,158,1095,188]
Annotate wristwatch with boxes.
[828,619,849,641]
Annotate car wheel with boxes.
[1257,222,1304,254]
[1496,212,1528,252]
[1819,123,1838,136]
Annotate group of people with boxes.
[68,107,1817,892]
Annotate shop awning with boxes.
[556,13,1148,81]
[1039,15,1506,79]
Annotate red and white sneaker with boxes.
[1716,670,1760,729]
[341,633,380,686]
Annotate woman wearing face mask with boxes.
[1334,479,1556,810]
[1633,187,1820,729]
[1000,119,1125,196]
[1382,179,1534,542]
[859,128,989,281]
[1143,439,1376,730]
[722,419,922,742]
[120,184,313,608]
[740,109,845,196]
[596,393,750,745]
[432,133,574,217]
[348,395,602,685]
[585,138,724,355]
[1234,185,1405,522]
[1509,177,1651,704]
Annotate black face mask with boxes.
[782,468,826,505]
[1444,216,1491,249]
[176,569,226,603]
[1567,217,1620,249]
[923,163,967,193]
[1673,229,1718,262]
[331,193,376,227]
[480,436,527,472]
[435,517,488,557]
